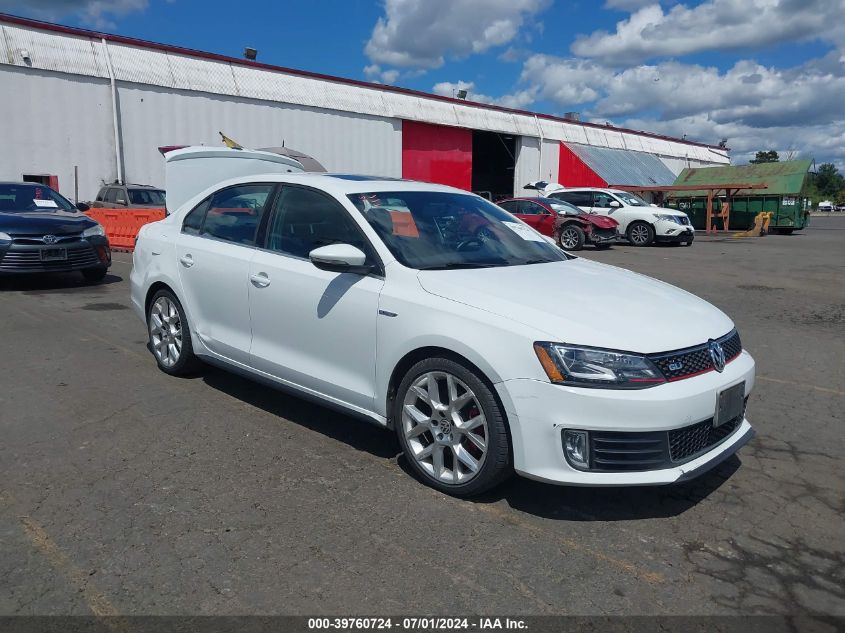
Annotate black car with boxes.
[0,182,111,281]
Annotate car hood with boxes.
[652,206,688,217]
[0,210,97,235]
[580,214,617,228]
[417,258,734,354]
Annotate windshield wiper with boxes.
[418,262,508,270]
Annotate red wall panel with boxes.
[402,120,472,190]
[558,143,607,188]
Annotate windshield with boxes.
[0,184,76,213]
[348,191,568,269]
[546,200,583,216]
[129,189,166,205]
[614,191,649,207]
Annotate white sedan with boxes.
[130,171,755,496]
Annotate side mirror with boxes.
[76,202,90,212]
[609,200,621,208]
[309,244,372,274]
[116,198,127,206]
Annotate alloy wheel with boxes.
[630,224,650,245]
[402,371,489,485]
[149,296,183,368]
[561,227,581,249]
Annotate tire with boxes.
[147,289,202,376]
[683,239,694,247]
[627,221,655,247]
[594,243,612,250]
[81,267,108,282]
[393,357,512,497]
[557,224,586,251]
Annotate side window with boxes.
[202,184,274,246]
[554,191,592,207]
[114,188,128,205]
[498,200,519,214]
[182,197,211,235]
[95,189,105,202]
[593,193,614,208]
[104,188,118,204]
[525,202,548,215]
[265,186,371,259]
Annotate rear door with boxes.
[592,191,631,231]
[175,182,275,364]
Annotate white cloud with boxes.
[363,64,401,84]
[431,80,537,109]
[514,51,845,166]
[0,0,149,28]
[365,0,551,69]
[573,0,845,65]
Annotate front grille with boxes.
[0,244,100,271]
[650,330,742,382]
[668,414,742,462]
[11,233,82,245]
[592,228,617,239]
[584,409,744,472]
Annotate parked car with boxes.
[497,196,619,251]
[131,155,755,496]
[0,182,111,281]
[92,183,166,209]
[549,188,694,247]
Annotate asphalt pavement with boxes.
[1,217,843,617]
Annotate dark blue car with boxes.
[0,182,111,281]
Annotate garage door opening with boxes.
[471,131,516,201]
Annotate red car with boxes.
[497,197,619,251]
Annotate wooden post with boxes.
[706,190,714,234]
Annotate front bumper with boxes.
[655,226,695,243]
[496,350,755,486]
[0,237,111,274]
[586,228,620,244]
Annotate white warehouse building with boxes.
[0,13,730,203]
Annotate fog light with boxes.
[563,430,589,470]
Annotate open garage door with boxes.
[471,131,516,201]
[402,120,472,189]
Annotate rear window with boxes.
[129,189,166,205]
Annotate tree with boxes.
[750,150,780,164]
[814,163,845,197]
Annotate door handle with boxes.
[179,254,194,268]
[250,272,271,288]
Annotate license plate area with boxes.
[40,248,67,261]
[715,382,745,427]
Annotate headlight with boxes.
[0,231,11,241]
[653,213,678,222]
[534,342,665,389]
[81,224,105,238]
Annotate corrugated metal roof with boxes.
[672,160,812,196]
[565,143,678,186]
[0,13,732,165]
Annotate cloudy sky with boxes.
[2,0,843,167]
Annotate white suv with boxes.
[550,188,694,247]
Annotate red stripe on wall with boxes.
[558,143,607,188]
[402,121,472,190]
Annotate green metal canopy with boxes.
[672,159,812,197]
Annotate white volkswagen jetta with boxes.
[131,168,754,496]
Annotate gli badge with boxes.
[708,340,726,373]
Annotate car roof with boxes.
[194,172,474,197]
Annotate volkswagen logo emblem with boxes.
[708,340,726,373]
[43,235,58,245]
